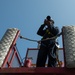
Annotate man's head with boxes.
[44,16,54,27]
[47,16,54,24]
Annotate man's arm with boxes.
[57,32,62,37]
[37,24,45,36]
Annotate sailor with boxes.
[36,16,59,67]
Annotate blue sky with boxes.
[0,0,75,61]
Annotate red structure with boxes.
[0,28,75,75]
[0,29,22,68]
[24,48,64,67]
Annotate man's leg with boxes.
[47,55,56,67]
[36,45,48,67]
[47,45,57,67]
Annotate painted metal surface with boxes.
[0,67,75,75]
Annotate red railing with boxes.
[24,48,64,67]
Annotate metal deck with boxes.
[0,67,75,75]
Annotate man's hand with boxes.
[44,19,50,26]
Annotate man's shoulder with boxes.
[54,26,59,30]
[53,26,59,34]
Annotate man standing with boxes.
[36,16,59,67]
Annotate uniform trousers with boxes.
[36,41,57,67]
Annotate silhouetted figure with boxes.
[36,16,59,67]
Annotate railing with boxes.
[24,48,64,67]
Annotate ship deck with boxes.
[0,67,75,75]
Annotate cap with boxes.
[46,16,51,21]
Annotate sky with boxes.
[0,0,75,63]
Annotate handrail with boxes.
[24,47,64,67]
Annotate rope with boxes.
[19,35,57,43]
[19,35,61,67]
[19,36,38,42]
